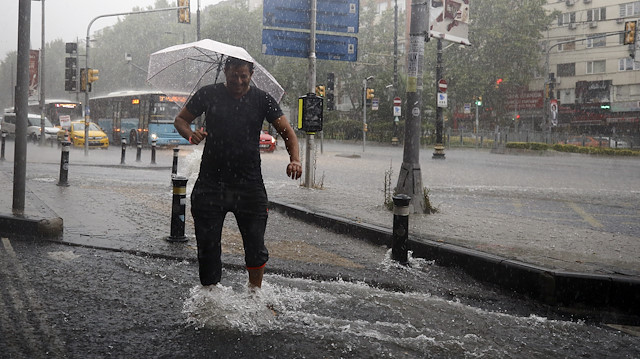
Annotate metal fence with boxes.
[431,129,639,150]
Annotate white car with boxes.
[609,138,630,149]
[1,112,59,142]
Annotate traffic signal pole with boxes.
[395,0,427,214]
[83,5,189,156]
[304,0,317,188]
[432,39,445,159]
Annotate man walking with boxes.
[174,57,301,290]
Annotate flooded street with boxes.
[1,141,639,357]
[2,237,640,358]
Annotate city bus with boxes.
[89,90,196,146]
[27,99,83,127]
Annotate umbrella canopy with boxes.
[147,39,285,103]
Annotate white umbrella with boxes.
[147,39,285,103]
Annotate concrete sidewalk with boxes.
[0,139,639,320]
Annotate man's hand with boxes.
[286,160,302,180]
[189,127,208,145]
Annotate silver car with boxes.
[1,112,59,142]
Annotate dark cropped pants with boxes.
[191,179,269,286]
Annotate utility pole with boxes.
[13,0,31,214]
[432,38,445,159]
[396,0,427,213]
[303,0,317,188]
[392,0,399,145]
[36,0,46,146]
[363,76,373,152]
[197,0,201,41]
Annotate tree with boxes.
[436,0,554,127]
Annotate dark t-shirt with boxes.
[186,83,283,183]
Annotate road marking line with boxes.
[566,202,603,228]
[512,199,522,211]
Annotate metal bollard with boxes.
[57,141,71,187]
[136,141,142,162]
[120,138,127,164]
[167,176,188,242]
[1,131,6,161]
[150,139,157,165]
[171,148,179,179]
[391,194,411,265]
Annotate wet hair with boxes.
[224,57,254,74]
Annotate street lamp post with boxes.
[363,76,373,152]
[82,5,190,156]
[34,0,46,146]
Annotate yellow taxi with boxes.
[57,121,109,149]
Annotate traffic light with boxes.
[495,78,503,88]
[475,96,482,106]
[65,42,77,55]
[600,103,611,111]
[326,73,335,111]
[315,85,325,97]
[80,68,90,92]
[88,68,99,83]
[366,88,375,100]
[298,93,323,133]
[178,0,190,24]
[65,57,77,92]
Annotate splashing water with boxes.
[380,249,435,271]
[183,283,279,334]
[179,148,202,195]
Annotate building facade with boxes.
[534,0,640,137]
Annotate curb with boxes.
[0,213,63,238]
[269,200,640,321]
[0,179,63,238]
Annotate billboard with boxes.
[429,0,471,45]
[29,50,39,99]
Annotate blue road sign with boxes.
[263,0,359,33]
[262,29,358,62]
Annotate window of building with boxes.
[587,7,606,22]
[557,63,576,77]
[558,12,576,26]
[586,60,606,74]
[558,39,575,51]
[586,34,606,48]
[620,2,640,17]
[619,58,640,71]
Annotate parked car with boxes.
[259,130,276,152]
[592,136,631,149]
[562,136,601,147]
[1,112,58,142]
[57,121,109,149]
[608,138,630,149]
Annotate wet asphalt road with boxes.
[2,236,640,358]
[1,140,640,357]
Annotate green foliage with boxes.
[505,142,640,156]
[505,142,549,150]
[552,144,640,156]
